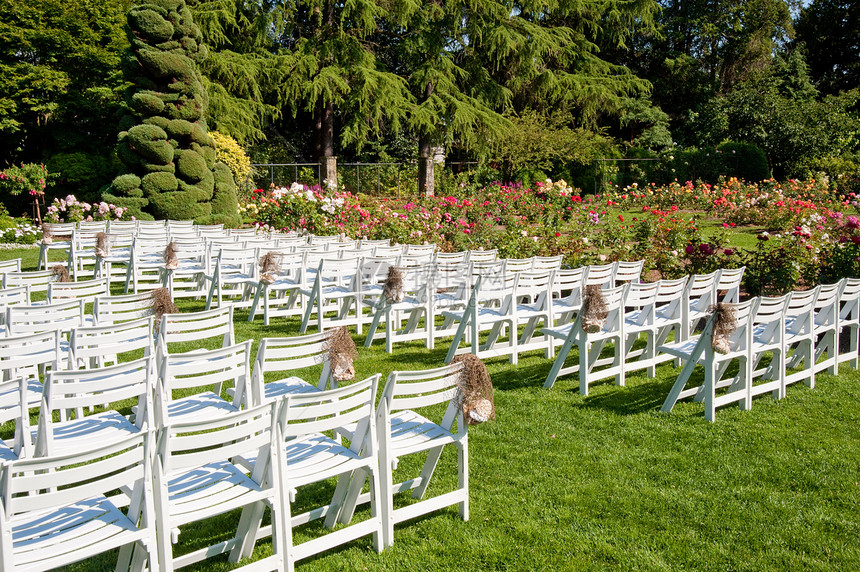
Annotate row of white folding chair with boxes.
[1,331,467,570]
[542,277,693,393]
[503,255,564,273]
[659,278,859,421]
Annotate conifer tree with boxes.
[103,0,239,224]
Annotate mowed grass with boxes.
[5,246,860,571]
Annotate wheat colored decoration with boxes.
[163,241,178,270]
[708,302,737,354]
[51,264,71,283]
[581,284,608,333]
[325,326,358,381]
[258,251,280,284]
[451,354,495,425]
[41,228,53,245]
[151,287,178,333]
[95,232,109,258]
[382,266,405,302]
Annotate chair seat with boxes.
[166,392,238,423]
[35,410,140,456]
[9,495,146,571]
[263,376,321,400]
[389,409,459,457]
[658,337,700,359]
[0,439,15,462]
[166,460,270,526]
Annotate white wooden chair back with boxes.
[655,277,687,321]
[504,258,534,273]
[70,316,154,369]
[0,286,31,329]
[94,291,154,325]
[158,305,235,355]
[3,270,55,294]
[0,329,61,377]
[0,377,30,460]
[7,300,86,336]
[47,277,109,304]
[0,258,21,274]
[624,281,659,327]
[614,260,644,284]
[813,282,840,333]
[466,249,498,262]
[532,255,564,270]
[434,251,468,264]
[403,243,436,256]
[584,263,615,289]
[717,266,746,303]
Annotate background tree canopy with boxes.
[0,0,858,203]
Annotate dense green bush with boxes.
[103,0,238,225]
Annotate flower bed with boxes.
[241,177,860,296]
[44,195,131,223]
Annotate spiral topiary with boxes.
[103,0,239,225]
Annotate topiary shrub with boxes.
[104,0,238,224]
[210,131,253,194]
[103,0,238,222]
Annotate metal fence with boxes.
[250,161,478,197]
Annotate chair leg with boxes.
[413,445,444,500]
[544,331,577,389]
[458,439,469,522]
[229,501,266,562]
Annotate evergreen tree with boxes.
[796,0,860,94]
[103,0,239,224]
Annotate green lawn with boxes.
[4,246,860,571]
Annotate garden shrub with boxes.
[103,0,238,226]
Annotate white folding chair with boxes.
[542,284,628,393]
[94,232,135,284]
[532,255,564,270]
[782,287,818,396]
[812,282,840,378]
[749,294,791,407]
[504,257,534,274]
[125,236,171,294]
[245,332,336,405]
[153,401,286,572]
[442,272,519,364]
[0,377,32,461]
[364,265,434,353]
[466,249,498,262]
[38,222,75,270]
[376,364,467,548]
[247,251,307,325]
[584,263,615,289]
[2,270,55,297]
[837,277,860,369]
[429,262,472,343]
[156,340,252,426]
[0,431,159,572]
[34,356,154,458]
[549,266,586,328]
[299,256,363,334]
[434,251,468,264]
[253,376,384,567]
[204,246,258,309]
[622,281,660,378]
[659,298,759,422]
[651,277,688,365]
[0,331,61,407]
[161,240,209,299]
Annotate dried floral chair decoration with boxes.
[325,326,357,382]
[382,266,405,303]
[451,353,495,425]
[150,287,178,332]
[581,284,608,333]
[708,302,737,354]
[52,264,72,283]
[258,251,280,285]
[163,241,178,270]
[95,232,109,258]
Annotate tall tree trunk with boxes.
[418,132,434,197]
[417,82,435,197]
